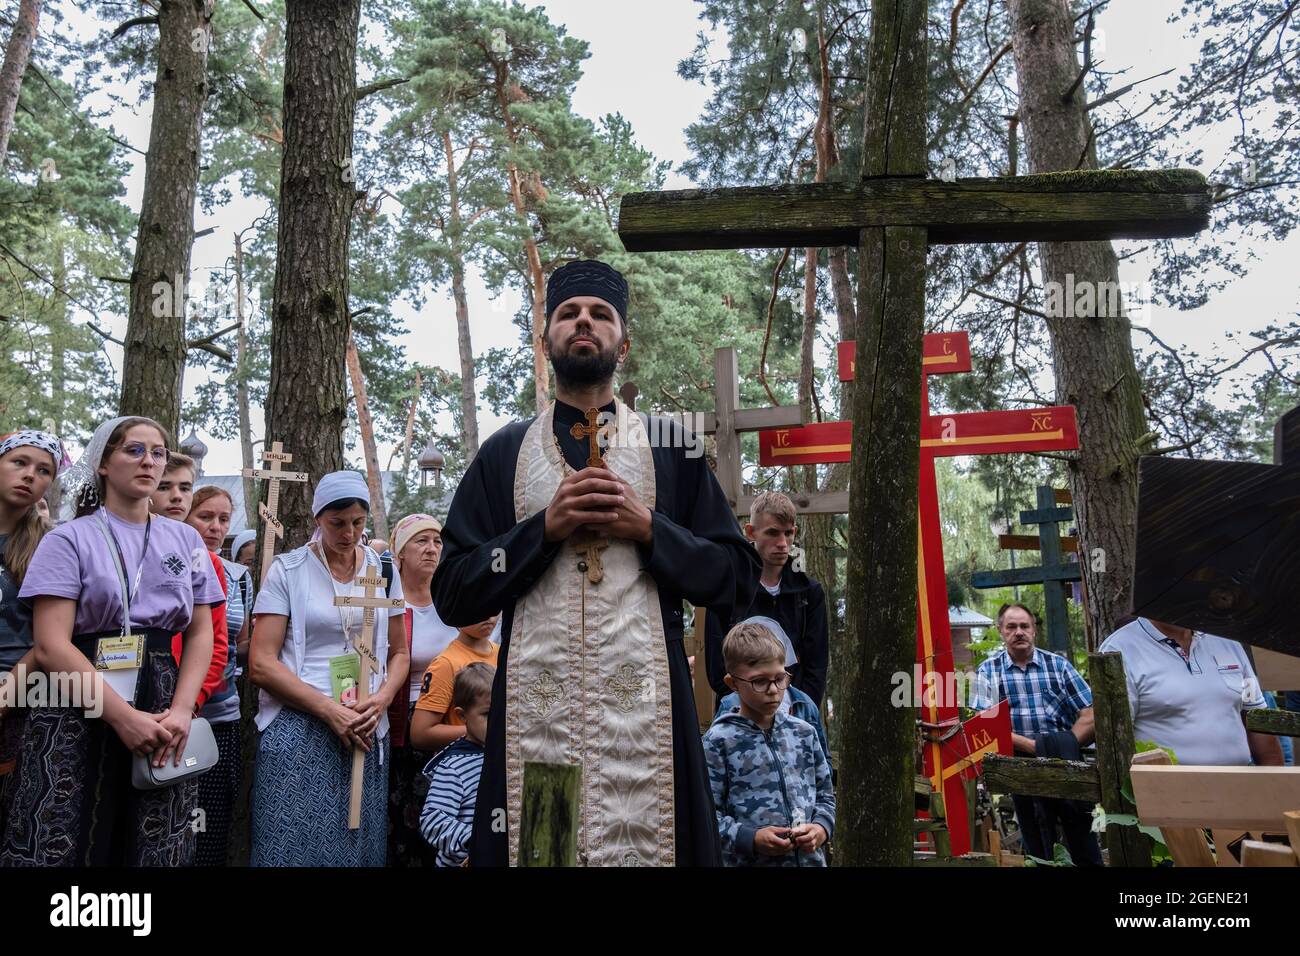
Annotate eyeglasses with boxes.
[120,443,168,464]
[732,672,793,694]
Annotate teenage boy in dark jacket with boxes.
[705,491,829,706]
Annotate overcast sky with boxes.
[59,0,1299,473]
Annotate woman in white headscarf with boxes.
[248,470,409,866]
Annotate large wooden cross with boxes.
[1132,404,1300,660]
[756,330,1080,856]
[241,441,308,584]
[333,570,403,829]
[972,485,1083,655]
[617,0,1212,855]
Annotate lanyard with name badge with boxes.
[92,508,152,705]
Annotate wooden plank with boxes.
[617,169,1212,251]
[1251,646,1300,692]
[1132,423,1300,657]
[1091,652,1153,866]
[712,347,741,507]
[1244,708,1300,737]
[1213,829,1245,867]
[733,406,805,432]
[1019,505,1074,525]
[692,608,714,735]
[1240,839,1297,867]
[981,754,1102,803]
[971,563,1081,588]
[998,533,1078,553]
[1054,488,1072,504]
[1284,811,1300,863]
[1130,765,1300,831]
[735,491,850,518]
[519,761,580,867]
[1131,749,1215,867]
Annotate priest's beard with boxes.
[550,342,620,390]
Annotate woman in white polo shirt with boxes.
[1099,617,1283,766]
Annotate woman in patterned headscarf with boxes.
[0,430,63,830]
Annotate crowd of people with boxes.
[0,259,1289,868]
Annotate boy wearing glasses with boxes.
[702,621,835,866]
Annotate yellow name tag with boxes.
[95,635,144,672]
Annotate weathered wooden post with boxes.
[519,761,580,867]
[1089,651,1152,866]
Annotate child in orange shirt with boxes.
[409,614,499,751]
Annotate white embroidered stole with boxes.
[506,399,675,866]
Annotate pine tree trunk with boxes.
[839,0,928,867]
[346,330,388,538]
[118,0,214,438]
[233,232,256,530]
[443,129,480,458]
[493,61,550,412]
[0,0,40,166]
[263,0,360,551]
[1008,0,1148,644]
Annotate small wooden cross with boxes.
[569,406,606,468]
[334,570,403,830]
[567,406,610,584]
[241,441,308,584]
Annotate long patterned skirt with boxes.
[0,629,197,867]
[250,707,388,867]
[193,719,241,866]
[0,708,24,839]
[387,741,437,867]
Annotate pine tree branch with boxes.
[190,341,233,362]
[26,62,147,156]
[356,76,410,101]
[88,323,124,346]
[241,0,266,20]
[1085,69,1173,112]
[188,322,240,348]
[111,16,160,40]
[966,287,1049,321]
[1062,10,1097,104]
[958,40,1012,107]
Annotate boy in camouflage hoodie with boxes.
[702,621,835,866]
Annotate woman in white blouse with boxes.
[248,471,409,866]
[385,512,459,866]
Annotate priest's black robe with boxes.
[430,398,760,866]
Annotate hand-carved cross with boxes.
[241,440,308,583]
[334,570,403,830]
[569,406,606,468]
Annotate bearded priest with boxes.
[431,259,759,866]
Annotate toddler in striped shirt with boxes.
[419,662,495,866]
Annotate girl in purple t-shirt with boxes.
[1,416,223,867]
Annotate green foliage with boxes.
[0,65,133,441]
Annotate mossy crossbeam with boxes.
[618,169,1211,252]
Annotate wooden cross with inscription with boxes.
[618,0,1212,867]
[241,441,308,584]
[972,485,1084,655]
[758,330,1080,856]
[334,571,403,829]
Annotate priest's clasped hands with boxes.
[543,466,653,545]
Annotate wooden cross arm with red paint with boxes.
[759,406,1080,466]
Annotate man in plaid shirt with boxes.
[972,603,1101,864]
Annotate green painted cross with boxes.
[971,485,1082,655]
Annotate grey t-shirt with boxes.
[0,533,34,673]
